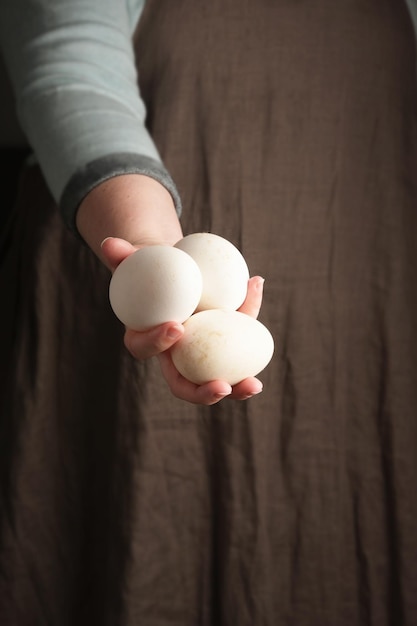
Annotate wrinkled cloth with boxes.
[1,1,417,625]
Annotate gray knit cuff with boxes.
[60,153,182,239]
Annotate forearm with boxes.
[0,0,183,239]
[76,174,183,267]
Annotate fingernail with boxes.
[101,236,114,248]
[246,383,264,398]
[240,388,263,401]
[214,392,231,400]
[256,277,265,290]
[166,325,183,340]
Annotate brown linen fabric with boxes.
[1,1,417,624]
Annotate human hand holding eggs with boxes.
[108,232,274,398]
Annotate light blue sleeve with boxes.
[0,0,181,234]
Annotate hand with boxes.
[157,277,265,404]
[101,237,265,405]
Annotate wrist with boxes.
[76,174,183,264]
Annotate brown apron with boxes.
[1,1,417,624]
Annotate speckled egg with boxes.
[170,309,274,385]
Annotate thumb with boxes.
[101,237,138,272]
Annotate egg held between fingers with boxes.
[174,232,250,311]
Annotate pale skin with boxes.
[76,173,264,405]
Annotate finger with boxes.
[238,276,264,319]
[101,237,138,272]
[158,352,233,405]
[228,377,263,400]
[125,322,184,360]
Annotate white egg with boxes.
[109,246,203,331]
[174,232,250,311]
[170,309,274,385]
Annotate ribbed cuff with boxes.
[60,153,182,239]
